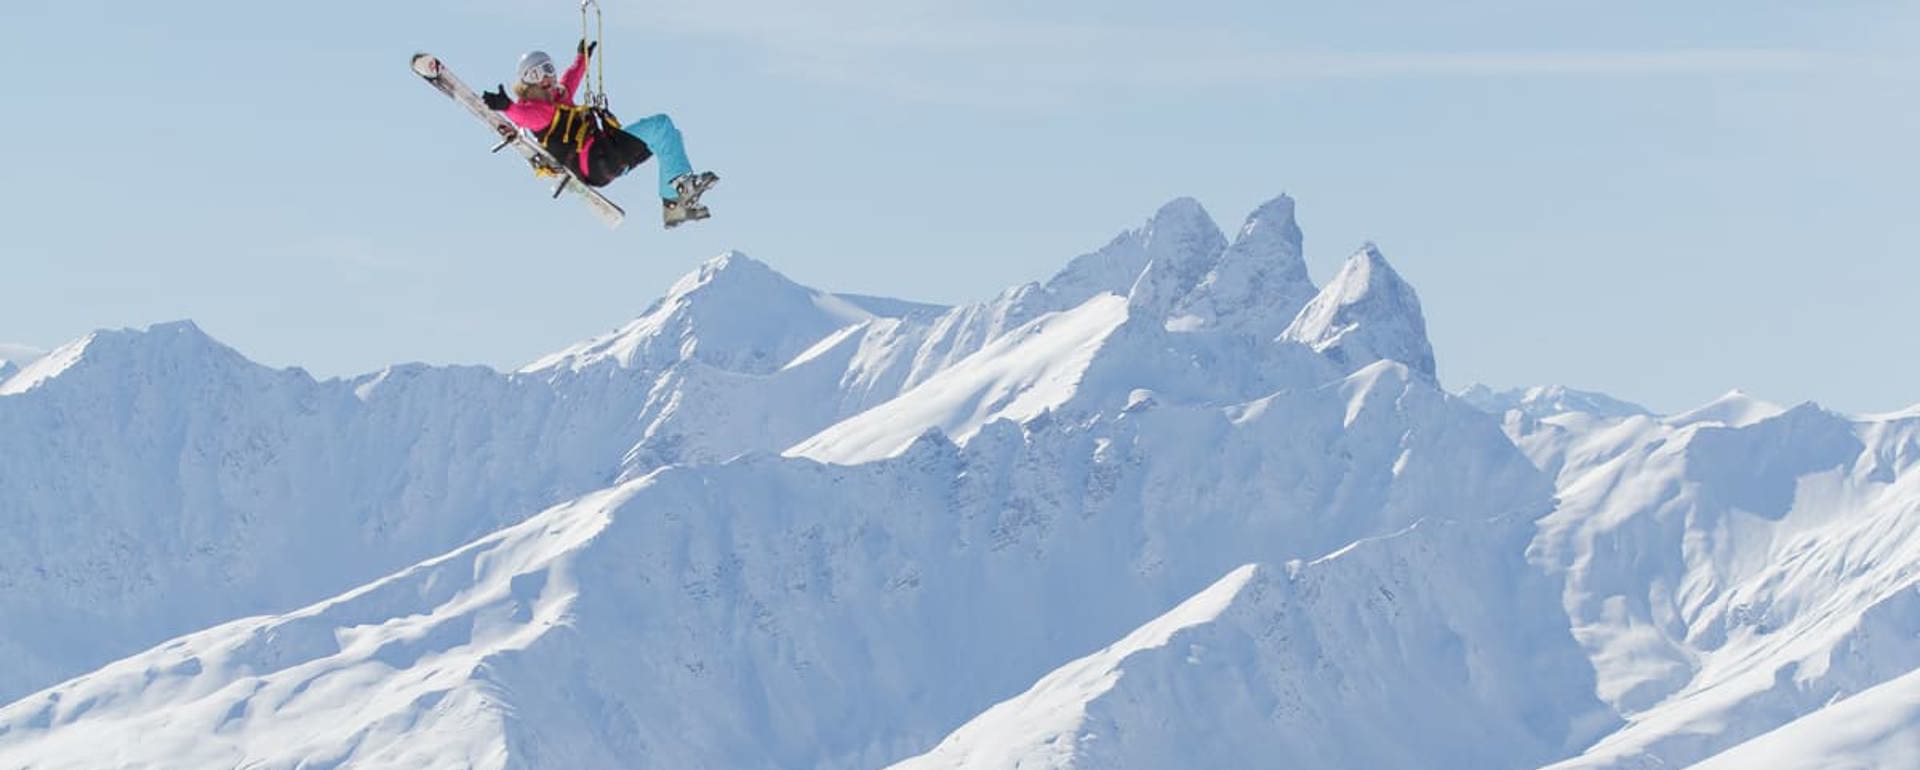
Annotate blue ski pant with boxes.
[621,113,694,201]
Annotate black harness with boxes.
[538,102,623,170]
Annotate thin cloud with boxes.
[646,3,1157,57]
[0,343,46,366]
[745,45,1844,106]
[1139,49,1833,84]
[619,2,1884,105]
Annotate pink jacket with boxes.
[502,51,596,174]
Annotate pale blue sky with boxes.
[3,0,1915,413]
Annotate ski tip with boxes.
[410,53,440,78]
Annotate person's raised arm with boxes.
[561,41,594,98]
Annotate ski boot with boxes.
[663,198,711,229]
[669,171,720,207]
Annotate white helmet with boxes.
[517,50,557,84]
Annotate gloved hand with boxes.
[578,39,597,57]
[482,86,512,111]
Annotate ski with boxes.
[410,52,626,229]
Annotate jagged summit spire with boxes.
[1141,197,1229,285]
[1230,194,1306,260]
[1168,194,1315,337]
[1047,198,1227,310]
[1153,196,1210,224]
[1281,243,1435,378]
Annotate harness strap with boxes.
[541,104,614,142]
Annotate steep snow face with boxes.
[0,337,1572,770]
[1517,398,1920,769]
[789,295,1134,464]
[0,331,100,396]
[1460,384,1653,420]
[1684,666,1920,770]
[891,564,1269,770]
[1281,243,1436,378]
[895,521,1609,770]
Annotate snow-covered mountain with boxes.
[0,194,1915,769]
[0,359,1595,769]
[1459,383,1652,420]
[1516,394,1920,769]
[892,519,1607,770]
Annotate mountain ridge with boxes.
[1,193,1914,768]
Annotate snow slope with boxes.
[1685,667,1920,770]
[0,483,624,770]
[0,337,82,396]
[789,294,1134,464]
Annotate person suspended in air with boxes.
[481,41,718,227]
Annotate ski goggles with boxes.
[520,60,558,83]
